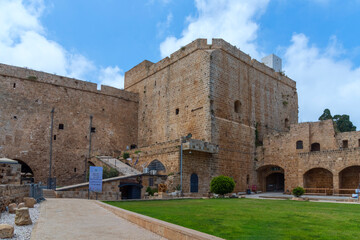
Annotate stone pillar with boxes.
[333,174,339,194]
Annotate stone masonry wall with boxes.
[0,63,139,186]
[257,120,360,192]
[0,163,21,184]
[0,184,30,212]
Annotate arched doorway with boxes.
[190,173,199,193]
[303,168,333,188]
[339,166,360,189]
[257,165,285,192]
[118,183,142,199]
[266,173,284,192]
[14,159,34,183]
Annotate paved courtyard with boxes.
[31,198,166,240]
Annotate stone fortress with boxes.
[1,38,359,196]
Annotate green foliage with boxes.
[175,184,181,191]
[319,109,356,132]
[319,109,333,120]
[210,175,235,195]
[103,167,119,179]
[134,150,142,154]
[333,114,356,132]
[27,75,37,80]
[282,101,288,106]
[122,152,130,159]
[292,187,305,197]
[146,186,158,196]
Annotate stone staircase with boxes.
[96,156,141,177]
[43,189,56,198]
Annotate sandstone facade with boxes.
[1,38,359,195]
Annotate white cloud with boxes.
[160,0,269,59]
[0,0,124,88]
[283,33,360,127]
[99,66,125,90]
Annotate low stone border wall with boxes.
[0,184,30,212]
[56,190,120,201]
[96,201,223,240]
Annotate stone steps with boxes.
[43,189,56,198]
[96,156,141,177]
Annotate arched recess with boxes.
[257,165,285,192]
[190,173,199,193]
[339,166,360,189]
[311,143,320,152]
[14,159,34,176]
[148,159,166,174]
[303,168,333,188]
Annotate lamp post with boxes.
[180,133,192,194]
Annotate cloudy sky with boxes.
[1,0,360,127]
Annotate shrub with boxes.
[103,167,119,179]
[146,187,158,196]
[122,152,130,159]
[210,175,235,196]
[292,187,305,197]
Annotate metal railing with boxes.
[29,183,45,202]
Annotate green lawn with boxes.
[104,199,360,240]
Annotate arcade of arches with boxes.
[257,165,360,193]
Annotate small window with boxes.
[342,140,348,149]
[175,108,179,115]
[149,178,154,186]
[296,140,303,149]
[91,127,96,133]
[74,168,77,172]
[311,143,320,152]
[246,174,250,185]
[234,100,241,113]
[358,139,360,147]
[59,124,64,130]
[13,83,16,88]
[130,144,137,149]
[13,116,17,119]
[53,135,57,140]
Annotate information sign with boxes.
[89,166,103,193]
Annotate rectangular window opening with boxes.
[175,108,179,115]
[91,127,96,133]
[53,135,57,140]
[74,168,77,172]
[13,83,16,88]
[342,140,348,149]
[58,124,64,130]
[149,178,154,186]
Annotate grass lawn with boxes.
[104,198,360,240]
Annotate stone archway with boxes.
[257,165,285,192]
[14,159,34,183]
[303,168,333,188]
[339,166,360,189]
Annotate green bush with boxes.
[103,167,119,179]
[146,186,158,196]
[210,175,235,196]
[122,152,130,159]
[292,187,305,197]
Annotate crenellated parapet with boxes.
[0,63,138,102]
[125,38,296,89]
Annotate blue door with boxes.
[190,174,198,193]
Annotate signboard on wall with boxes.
[89,166,103,193]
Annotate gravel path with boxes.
[0,203,41,240]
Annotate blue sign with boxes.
[89,166,103,192]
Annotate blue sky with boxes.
[1,0,360,127]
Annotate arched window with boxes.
[285,118,290,129]
[234,100,241,113]
[296,140,303,149]
[190,173,199,193]
[148,160,166,172]
[311,143,320,152]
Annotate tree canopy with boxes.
[318,109,356,132]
